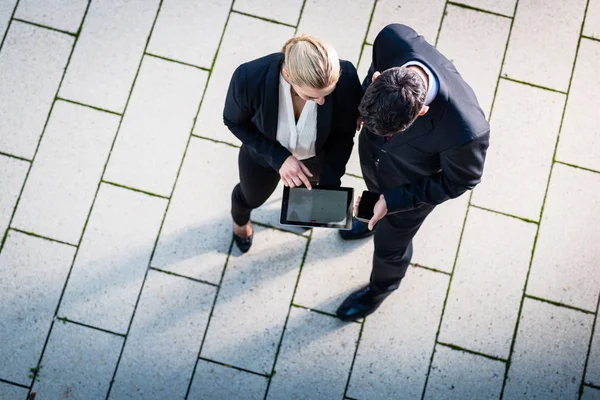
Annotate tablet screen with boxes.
[280,186,353,229]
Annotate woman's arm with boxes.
[223,63,292,171]
[319,62,363,186]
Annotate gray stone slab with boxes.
[58,184,167,334]
[527,164,600,311]
[110,270,216,400]
[0,155,29,241]
[0,381,27,400]
[297,0,372,64]
[583,386,600,400]
[502,0,586,92]
[367,0,445,44]
[348,268,449,399]
[194,13,294,143]
[234,0,303,26]
[0,21,73,159]
[148,0,230,68]
[151,138,238,283]
[504,298,594,400]
[453,0,516,16]
[471,80,565,221]
[59,0,160,113]
[201,225,306,374]
[31,321,123,399]
[412,191,468,273]
[267,307,360,399]
[12,101,119,244]
[15,0,87,33]
[104,56,207,197]
[0,231,75,385]
[586,314,600,386]
[436,5,510,118]
[424,345,505,400]
[188,360,268,400]
[0,0,17,42]
[584,0,600,39]
[439,208,536,358]
[556,39,600,172]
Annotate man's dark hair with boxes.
[359,67,427,136]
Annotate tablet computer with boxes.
[280,186,354,230]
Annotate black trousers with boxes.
[231,146,320,226]
[370,203,435,291]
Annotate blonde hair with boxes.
[281,34,340,89]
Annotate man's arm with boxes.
[382,130,490,213]
[223,64,291,171]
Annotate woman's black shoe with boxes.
[233,232,253,253]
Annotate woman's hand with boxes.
[279,156,314,189]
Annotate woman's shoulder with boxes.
[237,52,283,76]
[338,59,359,81]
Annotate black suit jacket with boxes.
[223,53,362,186]
[360,24,490,213]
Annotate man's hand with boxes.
[353,194,388,230]
[279,156,313,190]
[356,117,363,131]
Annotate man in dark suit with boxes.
[336,24,490,321]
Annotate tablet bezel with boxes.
[280,185,354,230]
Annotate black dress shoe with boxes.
[339,217,374,240]
[233,232,253,253]
[336,285,393,322]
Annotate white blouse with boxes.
[276,73,318,160]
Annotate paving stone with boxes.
[59,0,160,113]
[31,322,122,399]
[267,307,360,399]
[12,101,119,245]
[436,5,510,118]
[556,39,600,172]
[585,313,600,386]
[194,13,294,143]
[292,174,368,313]
[367,0,445,44]
[234,0,303,26]
[0,381,27,400]
[58,184,167,334]
[297,0,372,64]
[188,360,268,400]
[502,0,586,92]
[0,155,29,242]
[504,298,594,400]
[151,138,238,283]
[471,80,565,221]
[148,0,230,68]
[348,268,449,399]
[424,345,505,400]
[0,231,75,385]
[110,270,216,400]
[201,225,306,374]
[0,22,73,159]
[104,56,207,197]
[0,0,17,41]
[527,164,600,311]
[583,386,600,400]
[453,0,516,16]
[584,0,600,39]
[412,191,469,273]
[15,0,87,33]
[439,208,536,358]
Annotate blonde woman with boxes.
[224,35,362,252]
